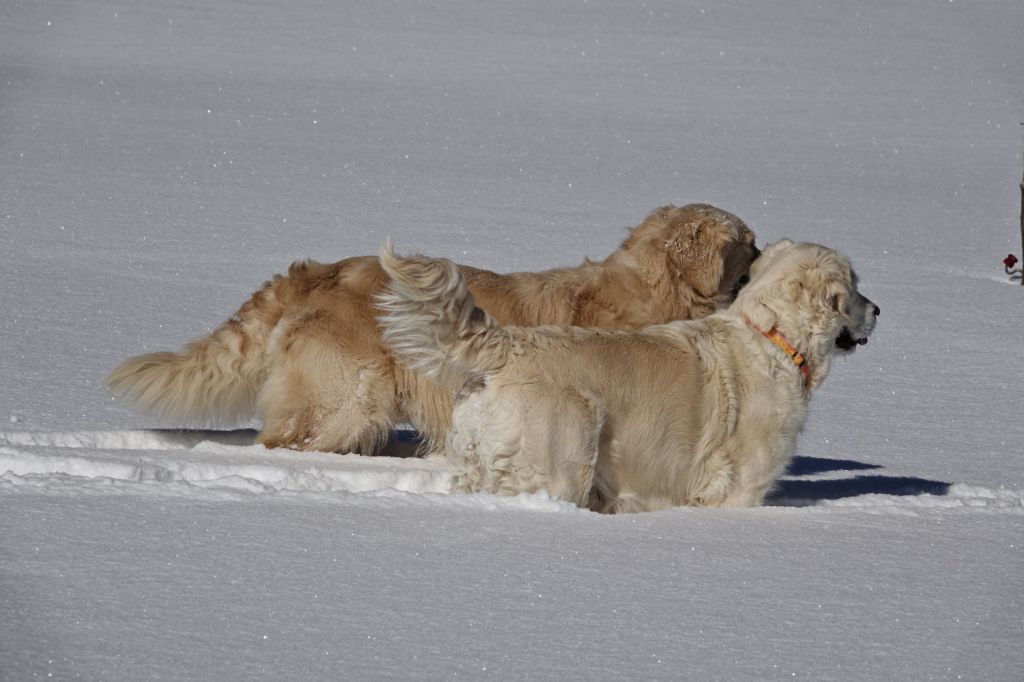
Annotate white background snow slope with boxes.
[2,1,1023,680]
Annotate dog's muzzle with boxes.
[835,302,879,350]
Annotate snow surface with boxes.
[2,0,1023,679]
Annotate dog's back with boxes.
[108,204,758,456]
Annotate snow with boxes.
[2,0,1023,679]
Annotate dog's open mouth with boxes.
[835,327,868,351]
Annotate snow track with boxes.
[2,429,1020,514]
[0,429,448,499]
[0,429,585,513]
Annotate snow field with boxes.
[3,0,1023,679]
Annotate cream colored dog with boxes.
[107,204,758,456]
[378,239,878,511]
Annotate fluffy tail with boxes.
[106,274,290,425]
[377,242,512,386]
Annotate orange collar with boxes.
[744,318,812,388]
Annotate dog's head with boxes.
[733,239,878,387]
[620,203,760,303]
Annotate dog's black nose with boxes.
[873,304,880,317]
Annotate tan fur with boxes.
[108,204,758,456]
[379,239,879,511]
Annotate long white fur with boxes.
[378,239,878,512]
[377,241,512,387]
[105,312,272,426]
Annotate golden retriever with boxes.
[107,204,758,456]
[378,238,878,509]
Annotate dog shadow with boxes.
[766,455,951,506]
[148,428,425,458]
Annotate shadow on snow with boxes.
[767,455,951,506]
[149,428,424,458]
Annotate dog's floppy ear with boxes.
[801,254,852,321]
[665,218,726,299]
[825,279,849,318]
